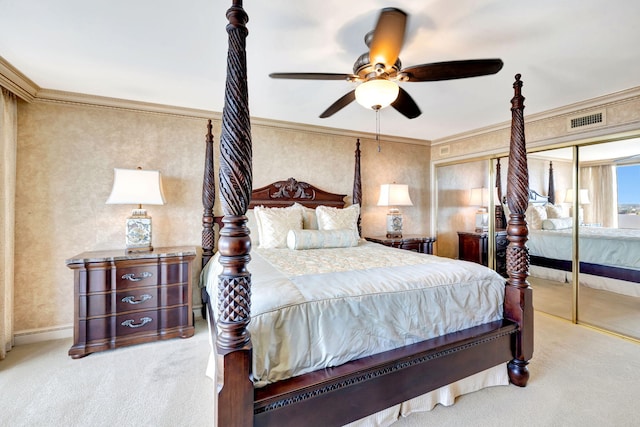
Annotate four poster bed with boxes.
[525,164,640,296]
[201,2,533,426]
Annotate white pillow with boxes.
[525,204,547,229]
[286,229,359,250]
[253,205,303,248]
[316,204,360,234]
[545,203,566,219]
[542,217,573,230]
[293,203,318,230]
[246,210,259,246]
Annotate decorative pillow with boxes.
[316,204,360,234]
[286,229,359,250]
[253,205,303,248]
[525,204,547,229]
[545,203,566,219]
[293,202,318,230]
[542,217,573,230]
[246,210,259,246]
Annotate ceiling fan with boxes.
[269,8,504,119]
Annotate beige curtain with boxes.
[1,87,17,360]
[580,164,618,228]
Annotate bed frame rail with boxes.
[254,320,517,427]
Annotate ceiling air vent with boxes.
[567,110,606,132]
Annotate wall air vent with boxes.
[567,110,606,132]
[439,145,450,156]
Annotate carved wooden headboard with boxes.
[249,177,346,209]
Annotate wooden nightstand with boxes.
[66,246,196,358]
[457,230,507,277]
[365,235,436,254]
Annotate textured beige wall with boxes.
[14,99,431,334]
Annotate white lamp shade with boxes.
[377,184,413,207]
[355,79,400,110]
[106,168,166,205]
[564,189,590,205]
[469,187,489,207]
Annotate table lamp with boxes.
[469,187,489,232]
[106,167,166,252]
[377,184,413,238]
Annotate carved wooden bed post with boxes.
[353,138,362,236]
[548,161,555,204]
[505,74,533,386]
[202,119,216,268]
[217,1,254,426]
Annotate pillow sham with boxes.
[286,229,359,250]
[542,217,573,230]
[316,204,360,233]
[293,202,319,230]
[545,203,566,219]
[253,205,303,248]
[525,204,547,229]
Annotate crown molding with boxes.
[432,85,640,146]
[0,56,39,102]
[249,114,431,147]
[35,88,219,120]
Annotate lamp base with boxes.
[475,210,489,233]
[386,210,403,239]
[125,209,153,253]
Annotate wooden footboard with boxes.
[207,2,532,426]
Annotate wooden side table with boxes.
[457,230,507,277]
[365,235,436,254]
[66,246,196,358]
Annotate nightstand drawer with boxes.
[79,284,189,318]
[82,306,190,341]
[115,260,189,289]
[78,260,190,293]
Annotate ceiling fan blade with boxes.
[269,72,358,81]
[369,8,407,70]
[391,87,421,119]
[319,90,356,118]
[401,59,504,82]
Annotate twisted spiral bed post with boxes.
[216,1,254,426]
[505,74,533,387]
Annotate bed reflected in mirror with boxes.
[525,148,575,322]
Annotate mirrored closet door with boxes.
[524,148,575,322]
[576,140,640,340]
[435,159,504,275]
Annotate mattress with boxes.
[202,240,506,387]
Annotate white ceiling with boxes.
[2,0,640,141]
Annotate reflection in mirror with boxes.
[577,140,640,340]
[525,148,575,322]
[436,159,507,277]
[436,160,489,260]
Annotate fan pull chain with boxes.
[376,107,381,152]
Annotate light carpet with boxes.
[1,313,638,427]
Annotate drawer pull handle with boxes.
[121,294,152,305]
[121,272,152,282]
[121,317,153,329]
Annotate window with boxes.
[617,164,640,214]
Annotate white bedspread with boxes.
[203,240,505,387]
[528,227,640,270]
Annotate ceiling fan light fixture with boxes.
[355,79,399,110]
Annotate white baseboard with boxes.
[14,325,73,346]
[14,307,205,346]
